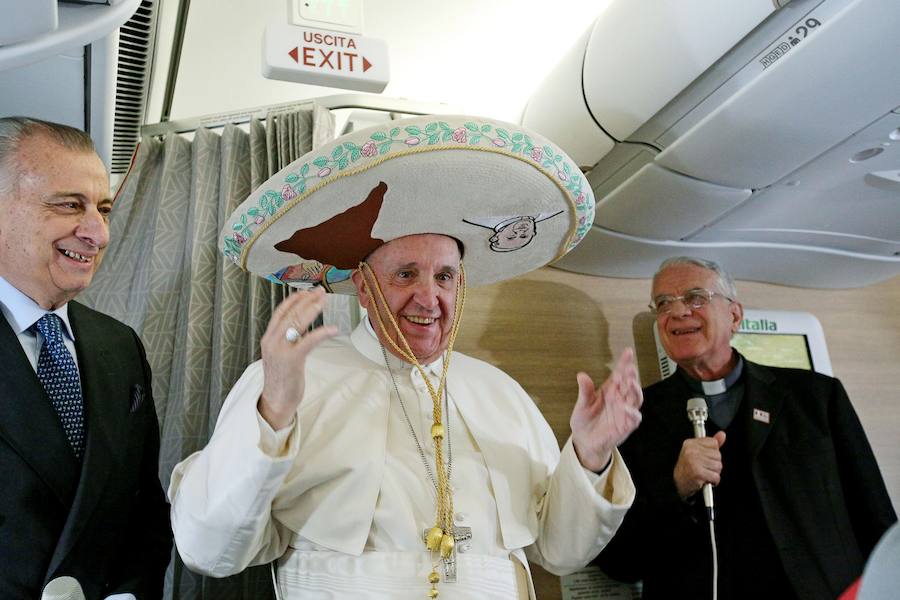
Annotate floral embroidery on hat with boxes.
[222,120,593,262]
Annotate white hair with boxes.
[652,256,738,299]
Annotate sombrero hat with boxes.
[220,114,594,293]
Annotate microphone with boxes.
[686,397,715,521]
[41,576,85,600]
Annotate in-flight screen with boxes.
[730,332,812,371]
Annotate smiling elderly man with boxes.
[593,256,897,600]
[169,115,642,600]
[0,116,171,599]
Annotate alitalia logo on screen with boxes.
[741,318,778,331]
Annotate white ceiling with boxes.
[148,0,612,125]
[143,0,900,289]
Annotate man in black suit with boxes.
[594,256,896,599]
[0,117,172,599]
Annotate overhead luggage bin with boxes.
[524,0,900,288]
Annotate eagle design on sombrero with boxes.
[274,181,388,270]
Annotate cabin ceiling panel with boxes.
[152,0,611,124]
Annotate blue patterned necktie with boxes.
[33,313,86,460]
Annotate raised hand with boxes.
[570,348,643,472]
[673,431,726,499]
[258,287,338,429]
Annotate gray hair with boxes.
[652,256,738,299]
[0,116,96,195]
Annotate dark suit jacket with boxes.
[595,359,897,599]
[0,301,172,599]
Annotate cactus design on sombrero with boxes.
[220,115,595,292]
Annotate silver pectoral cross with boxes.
[423,525,472,583]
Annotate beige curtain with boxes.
[80,104,337,599]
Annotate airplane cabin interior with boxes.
[1,1,898,598]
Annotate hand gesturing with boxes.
[258,288,338,429]
[570,348,643,472]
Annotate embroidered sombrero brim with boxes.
[220,115,594,294]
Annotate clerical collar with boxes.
[679,355,744,396]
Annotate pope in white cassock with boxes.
[168,114,642,599]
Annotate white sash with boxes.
[274,547,528,599]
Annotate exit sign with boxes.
[262,23,389,93]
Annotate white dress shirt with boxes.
[0,275,79,374]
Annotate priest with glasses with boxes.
[593,256,896,600]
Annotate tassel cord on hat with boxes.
[358,261,467,594]
[358,262,466,536]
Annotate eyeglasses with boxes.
[649,288,733,315]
